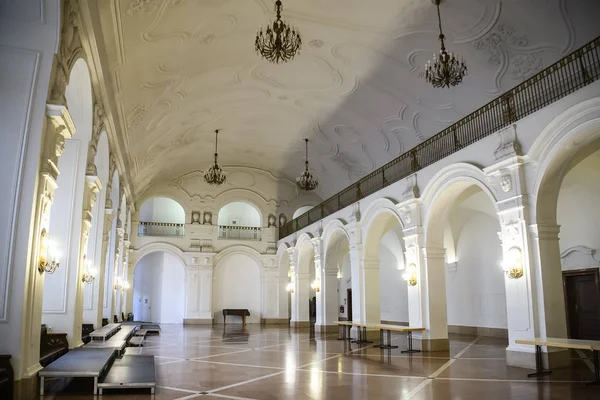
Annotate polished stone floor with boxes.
[39,324,600,399]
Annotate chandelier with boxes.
[424,0,467,88]
[296,138,318,191]
[204,129,226,186]
[255,0,302,64]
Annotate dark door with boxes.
[347,288,353,322]
[564,270,600,340]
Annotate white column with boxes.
[262,256,278,323]
[420,246,449,350]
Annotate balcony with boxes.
[280,36,600,239]
[138,222,185,237]
[218,225,262,241]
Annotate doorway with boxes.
[347,288,353,322]
[563,269,600,340]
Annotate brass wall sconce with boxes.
[286,282,294,293]
[38,229,60,274]
[114,277,130,291]
[503,247,524,279]
[337,270,341,279]
[403,263,418,286]
[311,279,321,292]
[81,257,97,284]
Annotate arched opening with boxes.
[133,251,185,324]
[425,181,505,340]
[295,240,316,325]
[82,131,110,327]
[138,197,186,237]
[363,209,408,326]
[546,146,600,339]
[323,229,351,327]
[213,252,262,324]
[218,201,262,241]
[293,205,313,219]
[42,58,94,347]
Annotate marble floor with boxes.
[39,324,600,399]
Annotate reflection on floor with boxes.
[38,324,600,399]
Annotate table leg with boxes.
[527,345,552,377]
[401,331,420,354]
[224,315,227,325]
[94,376,98,395]
[40,376,44,396]
[587,350,600,385]
[387,330,398,349]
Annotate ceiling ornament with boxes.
[424,0,468,88]
[296,138,318,191]
[255,0,302,64]
[204,129,226,186]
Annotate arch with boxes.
[321,219,350,252]
[139,196,186,224]
[65,58,93,141]
[295,232,315,251]
[212,189,270,224]
[361,198,404,261]
[217,201,261,227]
[422,163,498,248]
[213,245,264,269]
[529,97,600,224]
[132,242,186,271]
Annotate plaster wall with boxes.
[213,253,262,324]
[379,229,409,324]
[139,197,186,224]
[338,254,352,319]
[218,202,261,226]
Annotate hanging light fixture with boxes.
[204,129,226,186]
[255,0,302,64]
[424,0,467,88]
[296,138,318,191]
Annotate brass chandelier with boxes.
[424,0,467,88]
[255,0,302,64]
[204,129,226,186]
[296,138,318,191]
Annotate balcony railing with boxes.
[218,225,262,241]
[280,36,600,239]
[138,222,185,237]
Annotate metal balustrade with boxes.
[138,222,185,237]
[279,36,600,239]
[218,225,262,241]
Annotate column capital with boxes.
[529,223,561,240]
[422,246,446,260]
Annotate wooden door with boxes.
[347,288,353,322]
[563,269,600,340]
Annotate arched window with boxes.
[218,202,262,241]
[293,205,313,219]
[138,197,186,237]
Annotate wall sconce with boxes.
[503,247,523,279]
[114,277,130,291]
[311,279,321,292]
[286,282,294,293]
[402,263,418,286]
[38,229,60,274]
[81,257,97,284]
[337,270,341,279]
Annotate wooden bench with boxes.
[90,323,121,342]
[516,337,600,384]
[374,324,425,353]
[82,324,95,344]
[40,325,68,367]
[0,355,13,400]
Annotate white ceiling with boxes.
[92,0,600,198]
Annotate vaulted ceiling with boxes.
[88,0,600,199]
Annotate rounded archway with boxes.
[218,201,261,227]
[133,251,185,324]
[213,249,262,324]
[323,225,351,327]
[139,197,186,224]
[293,205,313,219]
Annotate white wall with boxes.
[445,191,506,329]
[213,253,262,323]
[218,202,261,227]
[139,197,186,224]
[133,252,185,323]
[379,229,409,323]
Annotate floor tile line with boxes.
[208,370,286,394]
[575,349,596,374]
[156,385,202,394]
[453,337,481,359]
[190,359,286,371]
[190,348,254,360]
[401,378,432,399]
[206,392,261,400]
[434,377,592,384]
[295,368,427,379]
[428,359,456,379]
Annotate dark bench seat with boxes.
[0,355,13,400]
[40,325,68,367]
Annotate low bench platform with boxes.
[516,337,600,384]
[129,337,144,347]
[135,329,148,337]
[140,324,161,334]
[38,348,115,395]
[97,355,156,395]
[90,323,121,342]
[84,340,127,355]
